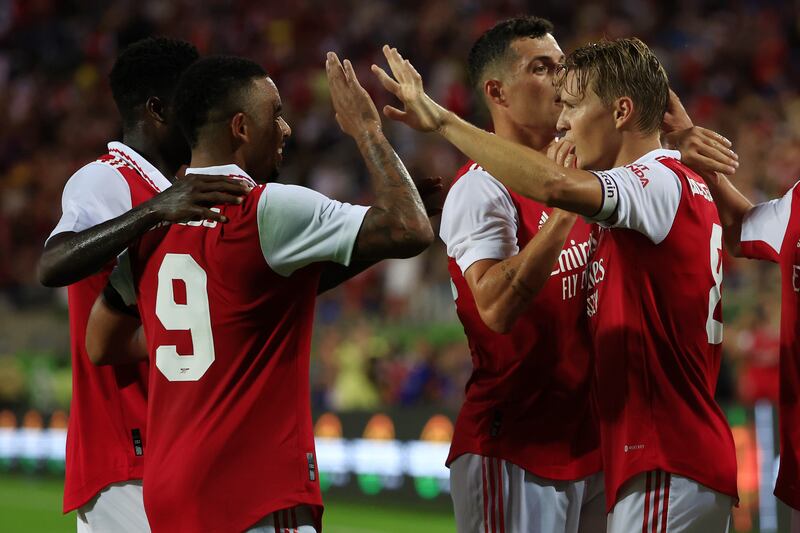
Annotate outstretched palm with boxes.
[371,45,446,132]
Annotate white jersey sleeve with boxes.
[588,161,682,244]
[740,183,797,262]
[439,167,519,275]
[257,183,370,277]
[48,162,133,243]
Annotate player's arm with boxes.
[658,89,753,254]
[326,52,434,260]
[465,211,576,334]
[85,284,146,366]
[38,173,249,287]
[371,46,740,217]
[317,175,443,294]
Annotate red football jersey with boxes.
[443,161,601,480]
[118,163,367,533]
[739,181,800,510]
[60,146,165,512]
[587,152,738,510]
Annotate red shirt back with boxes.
[63,152,158,511]
[128,185,323,533]
[740,181,800,510]
[445,161,601,480]
[588,155,738,509]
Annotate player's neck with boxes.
[188,145,248,173]
[492,118,554,153]
[612,132,662,167]
[121,130,178,181]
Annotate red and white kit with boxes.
[112,164,368,533]
[50,142,171,532]
[586,149,738,532]
[738,181,800,524]
[440,161,603,533]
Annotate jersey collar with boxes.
[184,164,257,188]
[634,148,682,164]
[107,141,172,192]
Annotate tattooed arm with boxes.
[350,130,434,259]
[464,210,576,334]
[326,52,433,260]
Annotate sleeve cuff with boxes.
[455,244,518,275]
[334,204,371,266]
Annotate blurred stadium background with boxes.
[1,0,799,531]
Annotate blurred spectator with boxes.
[1,0,797,411]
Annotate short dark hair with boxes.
[109,37,199,127]
[173,56,267,148]
[556,38,669,134]
[467,16,555,90]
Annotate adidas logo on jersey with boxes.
[538,211,549,230]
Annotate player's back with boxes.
[586,150,737,509]
[129,179,322,532]
[120,162,369,532]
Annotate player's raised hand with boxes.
[667,126,739,179]
[371,45,446,132]
[546,139,577,168]
[414,175,445,216]
[143,174,250,224]
[325,52,381,138]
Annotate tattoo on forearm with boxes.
[501,263,516,281]
[355,131,428,256]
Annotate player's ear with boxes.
[230,112,249,144]
[613,96,634,130]
[145,97,167,124]
[485,79,506,107]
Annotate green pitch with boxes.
[0,476,455,533]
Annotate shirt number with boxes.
[155,253,215,381]
[707,224,723,344]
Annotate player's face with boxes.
[556,71,620,170]
[501,35,564,132]
[242,77,292,182]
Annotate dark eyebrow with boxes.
[528,55,561,64]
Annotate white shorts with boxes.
[607,470,732,533]
[246,505,318,533]
[76,480,150,533]
[449,453,606,533]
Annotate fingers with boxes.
[383,105,408,122]
[195,208,229,224]
[415,175,445,193]
[555,140,575,167]
[182,175,250,194]
[371,64,401,96]
[343,59,360,87]
[193,192,246,206]
[547,139,575,167]
[691,153,737,176]
[325,52,347,91]
[696,127,733,149]
[382,45,406,82]
[696,127,739,153]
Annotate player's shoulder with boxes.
[62,153,130,194]
[449,161,510,198]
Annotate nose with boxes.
[556,108,569,132]
[280,117,292,138]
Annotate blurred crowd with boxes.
[0,0,798,413]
